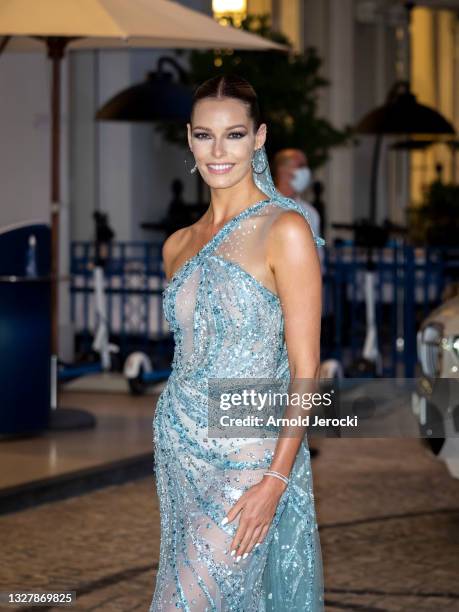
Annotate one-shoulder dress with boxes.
[150,198,324,611]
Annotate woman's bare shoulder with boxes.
[268,206,315,239]
[162,227,185,257]
[162,221,201,279]
[265,207,316,269]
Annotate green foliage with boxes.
[156,14,355,170]
[407,180,459,246]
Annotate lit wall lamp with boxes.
[212,0,247,27]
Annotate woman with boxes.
[151,74,325,611]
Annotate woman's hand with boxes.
[221,476,287,562]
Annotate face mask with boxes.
[289,166,311,193]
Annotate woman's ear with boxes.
[255,123,267,150]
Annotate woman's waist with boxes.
[169,358,289,383]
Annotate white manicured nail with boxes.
[221,517,228,526]
[255,543,261,548]
[230,549,236,557]
[242,552,248,560]
[236,555,241,563]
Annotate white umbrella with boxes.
[0,0,286,51]
[0,0,287,356]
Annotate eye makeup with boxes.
[192,131,247,140]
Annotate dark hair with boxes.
[190,74,261,132]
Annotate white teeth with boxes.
[208,164,233,170]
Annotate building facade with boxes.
[0,0,458,357]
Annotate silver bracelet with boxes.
[266,469,289,483]
[263,470,289,486]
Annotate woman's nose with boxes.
[212,138,227,158]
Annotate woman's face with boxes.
[187,97,266,190]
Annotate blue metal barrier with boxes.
[321,243,459,376]
[70,241,459,376]
[70,241,167,358]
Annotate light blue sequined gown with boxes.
[150,196,325,611]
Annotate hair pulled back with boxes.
[190,74,261,132]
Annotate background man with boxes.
[272,148,321,240]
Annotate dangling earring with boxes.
[251,147,268,174]
[184,150,197,174]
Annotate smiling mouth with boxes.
[207,163,235,174]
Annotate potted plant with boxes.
[407,180,459,247]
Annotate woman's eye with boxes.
[192,132,246,139]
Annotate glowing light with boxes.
[213,0,247,27]
[213,0,246,12]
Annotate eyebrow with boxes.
[192,124,248,131]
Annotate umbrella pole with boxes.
[47,36,96,431]
[47,37,69,358]
[369,132,383,225]
[45,38,94,431]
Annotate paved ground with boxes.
[1,437,458,612]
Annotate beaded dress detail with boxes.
[150,146,325,611]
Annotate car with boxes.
[412,294,459,479]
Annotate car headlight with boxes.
[453,335,459,361]
[418,322,444,377]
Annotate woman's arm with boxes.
[223,211,323,561]
[264,209,322,475]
